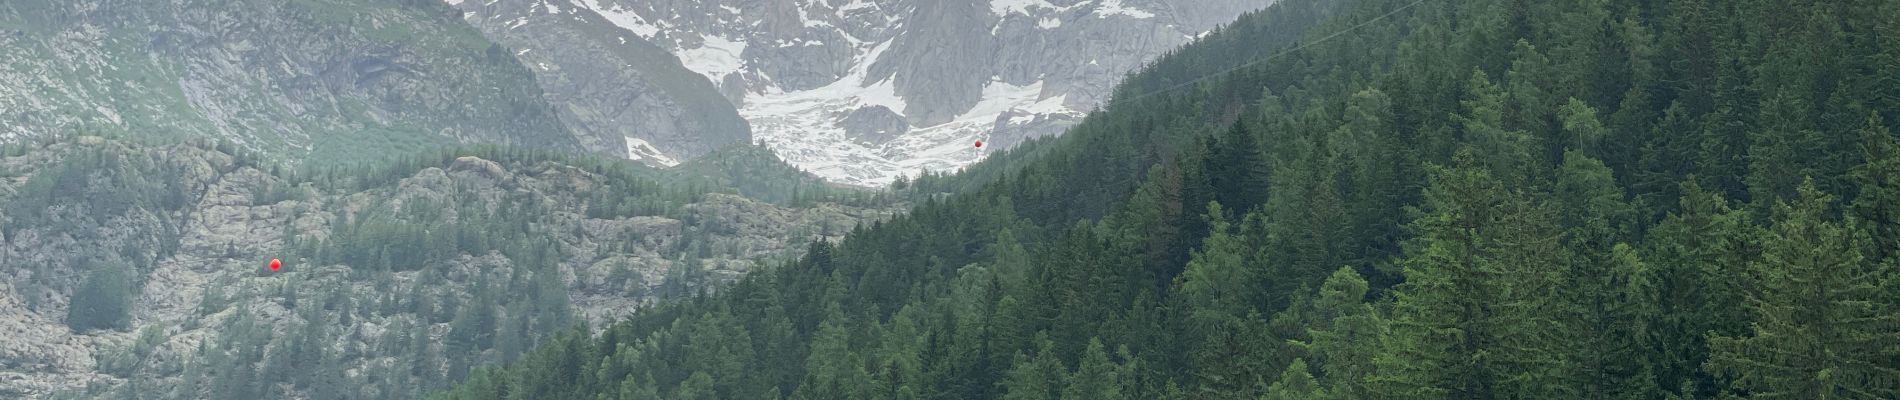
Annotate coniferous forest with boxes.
[435,0,1900,399]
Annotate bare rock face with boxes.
[0,0,581,164]
[840,105,911,145]
[870,0,998,127]
[988,109,1084,150]
[452,0,753,164]
[447,156,511,181]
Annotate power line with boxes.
[1119,0,1432,104]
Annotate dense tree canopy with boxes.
[432,0,1900,398]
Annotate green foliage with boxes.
[1262,359,1327,400]
[1304,267,1384,399]
[422,0,1900,399]
[66,256,134,333]
[666,143,887,207]
[1706,181,1900,399]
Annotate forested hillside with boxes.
[438,0,1900,399]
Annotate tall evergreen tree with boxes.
[1303,266,1385,400]
[1061,339,1126,400]
[1371,149,1570,399]
[1706,180,1900,399]
[1849,113,1900,260]
[1553,151,1661,398]
[1455,69,1539,186]
[1002,336,1068,400]
[1208,121,1271,215]
[1179,203,1276,398]
[1261,359,1329,400]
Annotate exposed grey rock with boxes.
[840,106,911,145]
[452,0,753,163]
[988,109,1083,150]
[871,0,998,127]
[0,140,897,397]
[0,0,582,164]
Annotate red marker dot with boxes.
[974,140,984,149]
[269,259,281,271]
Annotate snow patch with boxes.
[743,66,1078,186]
[580,0,661,38]
[625,137,680,167]
[990,0,1055,16]
[676,35,748,83]
[1093,0,1156,19]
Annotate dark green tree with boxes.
[67,255,134,332]
[1706,180,1900,399]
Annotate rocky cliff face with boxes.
[0,139,890,398]
[0,0,584,165]
[450,0,753,165]
[563,0,1277,185]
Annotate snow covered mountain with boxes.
[463,0,1274,186]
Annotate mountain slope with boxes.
[435,0,1900,399]
[572,0,1276,185]
[451,0,753,164]
[0,137,893,398]
[0,0,579,165]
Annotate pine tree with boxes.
[1455,69,1538,186]
[1061,339,1126,400]
[791,306,872,400]
[1002,336,1068,400]
[1261,359,1329,400]
[672,371,718,400]
[1706,179,1900,399]
[1180,203,1277,397]
[1304,266,1385,400]
[1554,151,1660,398]
[1180,203,1265,318]
[1849,113,1900,260]
[1335,89,1409,271]
[683,310,755,398]
[1371,149,1571,399]
[1570,244,1663,399]
[1645,178,1754,396]
[1207,121,1271,215]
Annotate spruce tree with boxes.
[1454,69,1538,186]
[1304,266,1385,400]
[1261,359,1329,400]
[1371,149,1571,399]
[1849,113,1900,260]
[1706,179,1900,399]
[1645,178,1754,396]
[1554,151,1661,398]
[1179,203,1277,397]
[1002,336,1067,400]
[1208,121,1271,215]
[1062,339,1126,400]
